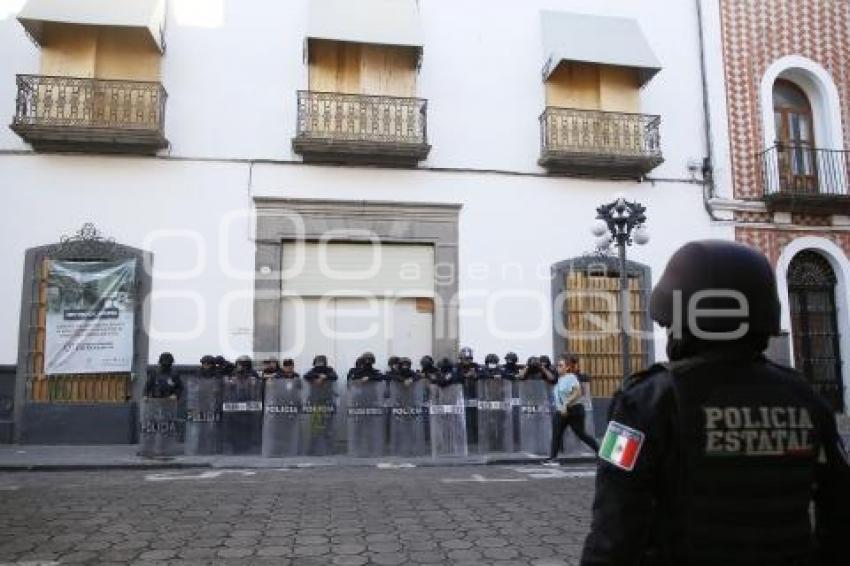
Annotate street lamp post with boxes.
[591,198,649,381]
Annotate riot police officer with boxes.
[433,357,462,386]
[480,354,504,379]
[391,357,417,384]
[581,240,850,566]
[199,355,217,378]
[348,352,384,383]
[260,358,283,380]
[304,355,338,384]
[144,352,183,399]
[501,352,522,380]
[418,355,440,383]
[233,355,258,379]
[539,354,558,385]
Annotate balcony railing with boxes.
[539,107,663,178]
[11,74,168,153]
[760,144,850,214]
[293,90,430,166]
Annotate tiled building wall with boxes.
[736,226,850,265]
[720,0,850,200]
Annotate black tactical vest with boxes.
[655,355,827,566]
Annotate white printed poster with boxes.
[44,259,136,375]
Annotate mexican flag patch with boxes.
[599,421,645,471]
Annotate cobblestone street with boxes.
[0,465,596,565]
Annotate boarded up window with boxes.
[561,265,649,398]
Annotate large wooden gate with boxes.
[18,225,148,408]
[554,257,652,398]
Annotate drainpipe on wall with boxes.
[696,0,723,222]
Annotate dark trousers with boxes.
[550,405,599,459]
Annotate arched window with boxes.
[788,250,844,412]
[773,79,817,192]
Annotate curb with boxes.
[0,456,597,472]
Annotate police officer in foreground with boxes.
[581,240,849,566]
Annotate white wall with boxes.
[0,154,255,365]
[1,0,711,178]
[250,163,732,363]
[0,0,729,367]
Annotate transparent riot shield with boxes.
[517,379,552,456]
[429,383,468,458]
[464,380,478,452]
[300,380,337,456]
[388,379,429,457]
[347,381,386,457]
[221,376,264,455]
[139,398,182,458]
[476,379,514,454]
[562,382,597,456]
[262,378,302,457]
[184,376,222,455]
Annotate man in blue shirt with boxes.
[545,355,599,464]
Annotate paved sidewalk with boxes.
[0,445,596,471]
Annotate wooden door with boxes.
[773,80,817,193]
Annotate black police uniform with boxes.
[304,366,339,382]
[144,368,183,399]
[581,349,850,566]
[581,240,850,566]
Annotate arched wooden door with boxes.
[773,79,818,193]
[788,251,844,412]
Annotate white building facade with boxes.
[0,0,732,443]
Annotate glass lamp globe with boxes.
[633,226,650,246]
[591,220,608,237]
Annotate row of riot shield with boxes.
[142,376,593,458]
[181,376,338,457]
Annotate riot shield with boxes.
[262,378,302,457]
[347,381,386,457]
[429,383,468,457]
[464,380,478,452]
[476,379,514,454]
[300,380,337,456]
[388,379,429,457]
[517,379,552,456]
[184,376,222,455]
[139,398,181,458]
[221,376,264,455]
[562,382,597,456]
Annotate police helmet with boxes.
[650,240,780,336]
[235,355,253,369]
[400,357,412,369]
[420,355,434,369]
[526,356,541,368]
[505,352,518,364]
[485,353,499,366]
[438,357,453,372]
[158,352,174,367]
[459,347,474,361]
[362,352,376,365]
[200,355,215,366]
[313,355,328,367]
[388,356,400,368]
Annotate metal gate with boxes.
[788,251,845,412]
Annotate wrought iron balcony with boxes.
[293,90,430,166]
[10,74,168,153]
[760,144,850,214]
[539,107,663,178]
